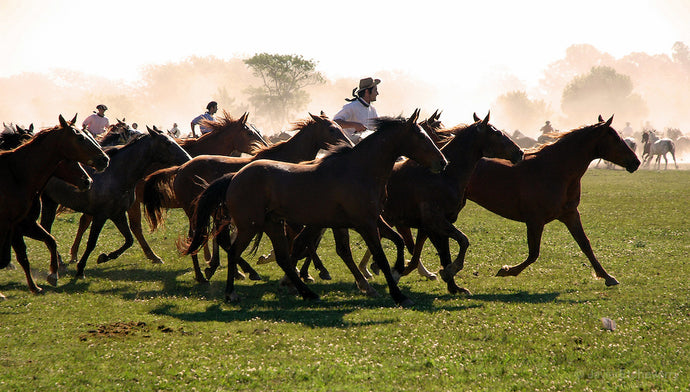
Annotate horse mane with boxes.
[103,133,147,158]
[250,117,320,157]
[525,122,606,156]
[198,110,239,136]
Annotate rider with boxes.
[334,77,380,144]
[190,101,218,137]
[82,104,110,138]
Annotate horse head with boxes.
[385,109,447,173]
[595,115,640,173]
[53,160,92,192]
[146,125,192,166]
[472,112,523,164]
[307,112,354,149]
[58,114,109,172]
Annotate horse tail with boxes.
[179,174,234,256]
[142,166,180,230]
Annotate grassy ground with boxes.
[0,168,688,391]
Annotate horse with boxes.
[144,113,352,283]
[0,123,34,149]
[347,113,523,295]
[641,131,677,170]
[98,119,137,146]
[40,127,191,279]
[64,112,268,266]
[182,109,447,306]
[510,130,538,149]
[457,115,639,286]
[0,114,109,294]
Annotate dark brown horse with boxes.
[65,112,267,266]
[454,115,639,286]
[350,113,524,295]
[144,113,352,282]
[98,119,137,146]
[183,109,447,306]
[0,115,109,294]
[41,127,191,279]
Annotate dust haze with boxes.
[2,44,690,161]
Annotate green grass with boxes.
[1,168,688,391]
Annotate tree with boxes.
[243,53,325,128]
[493,90,552,135]
[561,66,648,126]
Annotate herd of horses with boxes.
[0,110,644,305]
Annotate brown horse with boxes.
[65,112,267,266]
[455,115,639,286]
[350,113,524,295]
[0,115,109,293]
[183,109,447,306]
[144,113,352,282]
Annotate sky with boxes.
[1,0,688,86]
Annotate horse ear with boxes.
[598,115,604,122]
[605,115,614,127]
[239,112,249,124]
[320,110,326,117]
[309,112,321,122]
[28,123,34,133]
[59,114,69,128]
[409,108,420,124]
[483,111,490,124]
[146,126,155,135]
[473,113,481,122]
[70,113,78,125]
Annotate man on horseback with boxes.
[540,120,554,134]
[82,104,110,138]
[334,77,380,144]
[190,101,218,137]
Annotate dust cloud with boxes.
[2,44,690,162]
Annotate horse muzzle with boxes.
[77,178,93,192]
[429,158,448,174]
[511,150,525,164]
[626,158,641,173]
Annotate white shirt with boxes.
[334,98,378,142]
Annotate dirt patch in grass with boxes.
[80,321,149,340]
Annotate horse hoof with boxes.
[248,272,262,281]
[319,271,332,281]
[605,276,620,286]
[398,297,415,308]
[204,268,216,280]
[301,275,315,283]
[365,286,380,297]
[449,286,472,295]
[30,286,44,295]
[303,292,320,301]
[438,268,452,282]
[424,272,438,281]
[234,271,246,280]
[225,292,240,303]
[150,257,164,265]
[495,266,512,277]
[47,274,58,287]
[0,293,6,300]
[96,254,109,264]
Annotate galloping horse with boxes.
[0,115,109,295]
[183,110,447,306]
[462,115,639,286]
[99,119,137,146]
[40,127,191,279]
[65,112,267,266]
[641,131,677,170]
[355,113,524,295]
[144,113,352,282]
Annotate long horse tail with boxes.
[142,166,180,230]
[179,174,234,256]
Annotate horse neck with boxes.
[184,131,234,156]
[106,138,161,187]
[440,127,484,184]
[7,131,67,193]
[346,130,401,184]
[537,130,600,177]
[259,127,323,162]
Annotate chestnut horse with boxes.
[0,115,109,295]
[451,115,639,286]
[65,112,267,266]
[351,113,524,295]
[183,109,447,306]
[40,127,191,279]
[144,113,352,282]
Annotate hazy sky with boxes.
[2,0,688,89]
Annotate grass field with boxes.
[1,167,688,391]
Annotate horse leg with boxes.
[401,229,437,280]
[69,214,92,264]
[11,233,42,294]
[21,220,61,286]
[496,222,544,277]
[357,225,412,307]
[224,229,255,303]
[264,220,319,301]
[75,217,107,279]
[377,217,405,281]
[332,228,378,297]
[127,201,163,264]
[441,222,470,278]
[187,227,208,283]
[358,249,374,279]
[96,213,134,264]
[559,211,618,286]
[291,226,328,282]
[428,232,471,295]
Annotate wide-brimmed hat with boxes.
[96,104,108,111]
[357,77,381,93]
